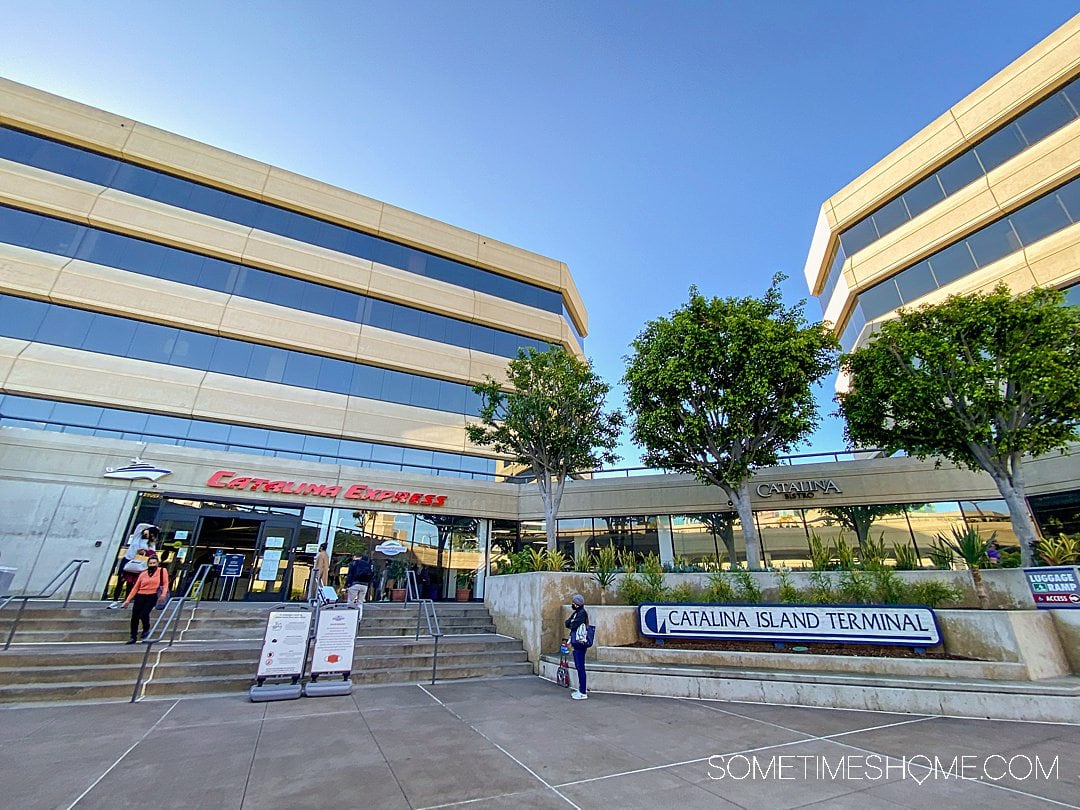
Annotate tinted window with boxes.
[902,175,946,219]
[975,125,1027,173]
[858,280,902,320]
[966,218,1020,266]
[871,197,910,236]
[935,151,983,194]
[1009,194,1071,246]
[895,261,937,304]
[1014,93,1076,145]
[1056,179,1080,223]
[927,241,976,285]
[839,217,879,256]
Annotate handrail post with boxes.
[4,598,28,650]
[62,561,86,608]
[431,634,439,684]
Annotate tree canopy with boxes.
[624,276,838,568]
[839,285,1080,566]
[466,346,624,551]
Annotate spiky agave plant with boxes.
[937,526,994,609]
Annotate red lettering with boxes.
[344,484,367,500]
[226,477,251,489]
[421,494,435,506]
[433,495,447,507]
[300,484,326,496]
[376,491,395,501]
[207,470,235,488]
[279,482,299,494]
[266,481,287,492]
[408,493,423,505]
[248,478,269,491]
[323,486,342,497]
[392,491,410,503]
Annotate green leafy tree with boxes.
[839,286,1080,567]
[624,276,838,569]
[467,347,624,551]
[818,504,914,545]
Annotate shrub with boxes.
[837,570,874,604]
[1034,534,1080,566]
[730,568,763,603]
[808,532,831,570]
[775,570,801,603]
[574,550,591,572]
[664,556,708,573]
[870,567,907,605]
[905,580,963,609]
[544,550,571,572]
[639,552,667,601]
[617,549,638,574]
[591,544,619,590]
[704,571,735,603]
[667,582,700,603]
[892,542,920,571]
[527,547,547,572]
[859,532,888,569]
[833,535,857,571]
[806,571,837,604]
[617,574,651,605]
[927,541,955,571]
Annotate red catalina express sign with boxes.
[206,470,447,506]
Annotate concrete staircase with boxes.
[0,600,531,704]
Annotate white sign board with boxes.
[256,611,311,679]
[639,603,941,647]
[310,609,360,676]
[258,549,283,581]
[375,540,408,556]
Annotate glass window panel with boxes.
[302,434,339,455]
[1062,76,1080,116]
[0,295,49,339]
[391,306,421,336]
[870,197,910,237]
[369,444,404,464]
[316,356,352,395]
[1014,93,1076,145]
[902,174,946,219]
[470,326,496,355]
[894,261,938,303]
[437,382,466,414]
[1055,178,1080,223]
[381,370,412,405]
[186,420,231,442]
[905,502,966,548]
[966,218,1021,266]
[267,429,306,453]
[411,375,441,410]
[959,499,1018,546]
[142,413,190,439]
[281,352,320,388]
[366,299,396,331]
[935,151,983,194]
[209,339,253,376]
[974,124,1026,172]
[97,409,148,432]
[337,439,373,462]
[33,216,84,256]
[234,268,274,301]
[225,425,268,448]
[330,291,362,322]
[124,322,173,364]
[170,331,215,370]
[0,395,54,420]
[1009,193,1071,247]
[38,306,95,348]
[839,217,879,256]
[927,240,976,285]
[247,345,287,383]
[348,364,383,398]
[298,283,337,318]
[857,279,903,320]
[82,315,137,356]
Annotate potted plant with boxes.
[455,570,475,602]
[387,559,407,602]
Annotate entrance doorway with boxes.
[119,496,305,602]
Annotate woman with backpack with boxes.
[564,593,591,700]
[122,555,169,643]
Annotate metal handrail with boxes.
[129,563,212,703]
[403,569,442,683]
[1,559,91,650]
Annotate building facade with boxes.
[803,16,1080,353]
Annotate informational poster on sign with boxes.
[258,549,283,581]
[1024,567,1080,608]
[220,554,245,578]
[256,611,311,679]
[310,608,359,676]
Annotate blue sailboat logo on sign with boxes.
[643,606,667,634]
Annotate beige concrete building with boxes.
[804,15,1080,352]
[1,77,1077,606]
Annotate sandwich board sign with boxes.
[310,607,359,678]
[256,610,311,680]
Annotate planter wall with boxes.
[484,571,1073,679]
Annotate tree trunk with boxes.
[993,475,1039,568]
[970,565,990,610]
[730,480,762,570]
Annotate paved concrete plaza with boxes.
[1,676,1078,809]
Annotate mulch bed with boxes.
[629,637,970,660]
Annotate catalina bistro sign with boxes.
[756,479,841,500]
[205,470,448,506]
[639,603,941,647]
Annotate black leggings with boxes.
[130,594,156,640]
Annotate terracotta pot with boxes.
[456,588,472,602]
[390,588,406,602]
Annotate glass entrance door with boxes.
[247,518,297,601]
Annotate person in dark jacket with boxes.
[564,593,590,700]
[345,554,374,620]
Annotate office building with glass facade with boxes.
[803,16,1080,353]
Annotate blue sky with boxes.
[1,1,1076,466]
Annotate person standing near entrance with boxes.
[314,543,330,587]
[122,555,169,643]
[108,524,158,607]
[564,594,590,700]
[345,553,373,619]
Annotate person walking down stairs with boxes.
[122,557,169,644]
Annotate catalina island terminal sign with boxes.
[639,603,940,647]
